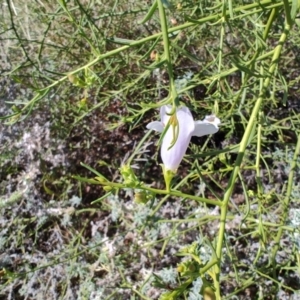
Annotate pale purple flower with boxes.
[147,105,220,172]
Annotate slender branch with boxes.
[214,8,293,299]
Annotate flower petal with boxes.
[193,115,220,137]
[161,106,195,171]
[160,104,172,126]
[146,121,164,132]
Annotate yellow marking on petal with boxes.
[168,114,179,150]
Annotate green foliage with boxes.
[1,0,300,299]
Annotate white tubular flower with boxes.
[147,105,220,172]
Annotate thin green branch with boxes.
[3,0,291,123]
[214,8,294,299]
[90,178,223,207]
[270,133,300,265]
[157,0,178,106]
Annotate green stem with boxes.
[270,133,300,267]
[150,172,195,217]
[283,0,293,27]
[253,111,266,265]
[95,179,222,207]
[4,0,290,123]
[214,9,293,299]
[157,0,178,106]
[200,259,219,276]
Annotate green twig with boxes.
[270,133,300,266]
[214,4,294,298]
